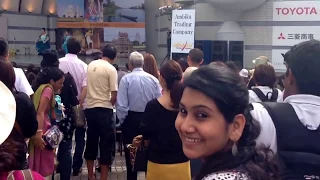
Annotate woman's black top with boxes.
[139,99,189,164]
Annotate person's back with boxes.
[120,69,160,111]
[59,37,87,100]
[183,48,203,80]
[87,59,117,109]
[251,40,320,179]
[249,64,283,103]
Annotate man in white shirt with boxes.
[251,40,320,178]
[183,48,204,80]
[59,37,88,177]
[0,39,33,96]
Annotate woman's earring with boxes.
[232,142,238,156]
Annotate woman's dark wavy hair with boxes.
[184,65,278,180]
[32,67,64,91]
[0,133,24,172]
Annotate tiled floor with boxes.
[70,153,146,180]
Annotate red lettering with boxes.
[276,7,318,15]
[311,7,317,14]
[296,7,303,14]
[289,8,296,14]
[282,8,289,15]
[305,7,310,14]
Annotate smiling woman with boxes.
[175,65,278,180]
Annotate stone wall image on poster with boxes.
[85,0,104,22]
[57,28,104,56]
[57,0,85,22]
[104,27,146,58]
[103,0,145,22]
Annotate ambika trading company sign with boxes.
[171,9,195,54]
[273,1,320,21]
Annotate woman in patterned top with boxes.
[175,64,278,180]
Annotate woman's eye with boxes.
[179,108,187,114]
[196,113,208,118]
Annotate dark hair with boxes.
[40,50,59,68]
[209,61,227,67]
[283,40,320,96]
[32,67,64,91]
[184,66,277,180]
[125,63,129,71]
[225,61,239,73]
[0,133,24,172]
[143,53,159,79]
[67,37,81,54]
[113,64,119,71]
[253,64,276,88]
[11,61,17,68]
[188,48,204,64]
[102,44,117,60]
[0,38,8,57]
[160,60,183,109]
[0,60,15,91]
[177,58,189,72]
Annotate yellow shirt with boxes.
[86,59,118,109]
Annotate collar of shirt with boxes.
[132,67,143,72]
[252,86,271,90]
[65,53,78,59]
[284,94,320,106]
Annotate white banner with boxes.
[273,1,320,21]
[170,9,195,54]
[272,26,318,46]
[271,49,289,72]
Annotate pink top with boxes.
[0,170,45,180]
[28,87,55,177]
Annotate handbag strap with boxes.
[7,170,33,180]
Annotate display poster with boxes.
[57,0,145,57]
[170,9,195,54]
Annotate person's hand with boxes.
[33,131,46,149]
[132,135,143,147]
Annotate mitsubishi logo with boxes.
[278,33,286,39]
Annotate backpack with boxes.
[261,102,320,180]
[252,88,278,102]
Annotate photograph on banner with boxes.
[272,26,318,46]
[273,1,320,21]
[103,27,146,58]
[57,0,85,22]
[103,0,145,23]
[84,0,104,22]
[271,49,289,72]
[56,28,104,56]
[170,9,195,54]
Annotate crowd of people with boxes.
[0,36,320,180]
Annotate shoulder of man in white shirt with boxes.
[13,67,34,96]
[250,103,278,154]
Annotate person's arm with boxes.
[16,92,38,138]
[116,77,128,124]
[79,65,88,106]
[139,100,156,139]
[250,103,278,154]
[34,88,52,149]
[110,68,118,106]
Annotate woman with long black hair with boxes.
[175,65,278,179]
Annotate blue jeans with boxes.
[72,127,86,171]
[57,139,72,180]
